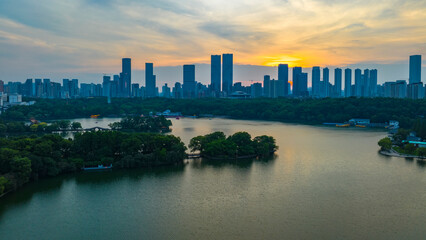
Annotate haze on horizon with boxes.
[0,0,425,85]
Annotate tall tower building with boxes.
[312,66,320,97]
[355,68,362,97]
[369,69,378,97]
[183,65,195,98]
[292,67,302,97]
[278,64,289,96]
[222,53,233,95]
[344,68,352,97]
[211,55,221,96]
[122,58,131,97]
[263,75,271,97]
[409,55,422,84]
[334,68,342,97]
[323,67,330,97]
[145,63,156,98]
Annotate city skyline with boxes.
[1,0,426,83]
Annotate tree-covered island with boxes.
[189,131,277,159]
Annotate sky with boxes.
[0,0,425,86]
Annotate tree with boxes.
[378,137,392,151]
[71,122,82,130]
[404,143,416,155]
[0,176,8,195]
[416,147,426,158]
[10,157,32,187]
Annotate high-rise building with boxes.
[122,58,131,97]
[355,69,362,97]
[71,79,79,97]
[162,84,171,98]
[222,53,233,95]
[102,76,111,97]
[363,69,370,97]
[409,55,422,84]
[131,83,140,97]
[278,64,289,96]
[369,69,378,97]
[334,68,342,97]
[312,66,320,97]
[292,67,303,97]
[251,83,262,98]
[0,80,4,92]
[263,75,271,97]
[24,79,33,97]
[344,68,352,97]
[211,55,221,96]
[323,68,329,97]
[145,63,156,98]
[183,65,195,98]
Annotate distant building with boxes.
[211,55,221,96]
[183,65,196,98]
[312,66,320,97]
[334,68,342,97]
[323,67,329,97]
[122,58,131,97]
[344,68,352,97]
[145,63,156,98]
[278,64,289,96]
[222,53,233,95]
[409,55,421,84]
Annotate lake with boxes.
[0,118,425,239]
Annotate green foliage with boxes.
[11,157,31,187]
[0,176,8,195]
[404,143,416,154]
[415,147,426,157]
[108,116,172,132]
[190,131,277,159]
[0,131,187,196]
[2,97,426,128]
[378,137,392,150]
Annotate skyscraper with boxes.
[369,69,378,97]
[211,55,221,96]
[409,55,422,84]
[292,67,303,97]
[409,55,421,84]
[145,63,156,98]
[312,66,320,97]
[334,68,342,97]
[323,67,329,97]
[222,53,233,95]
[122,58,131,97]
[263,75,271,97]
[355,69,362,97]
[183,65,195,98]
[278,64,289,96]
[344,68,352,97]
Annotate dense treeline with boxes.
[2,97,426,128]
[0,119,82,134]
[0,132,186,195]
[189,131,277,159]
[109,116,172,132]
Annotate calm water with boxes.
[0,118,425,239]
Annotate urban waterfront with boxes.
[0,118,425,239]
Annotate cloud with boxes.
[0,0,425,84]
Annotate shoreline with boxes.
[379,149,426,160]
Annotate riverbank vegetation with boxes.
[2,97,426,128]
[0,119,82,135]
[378,118,426,158]
[109,116,172,132]
[0,132,186,196]
[189,131,277,159]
